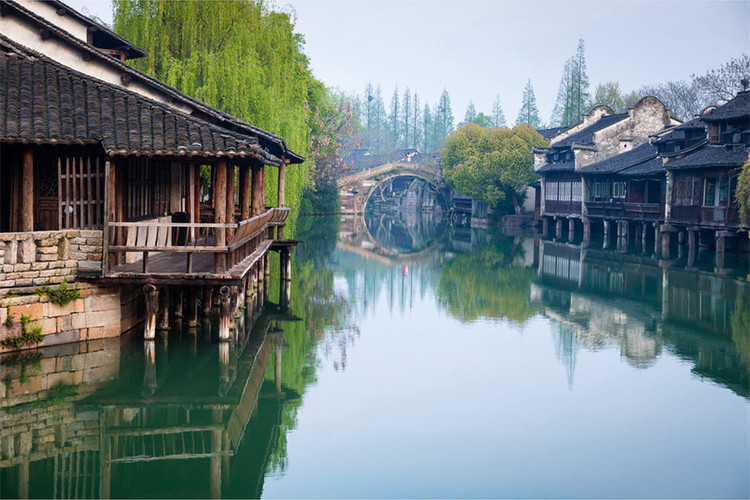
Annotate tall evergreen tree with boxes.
[464,100,477,124]
[402,87,411,148]
[550,58,574,126]
[372,84,386,150]
[413,92,421,150]
[516,80,541,128]
[363,81,374,129]
[423,103,433,152]
[570,38,591,120]
[434,89,454,148]
[491,95,506,127]
[389,85,401,149]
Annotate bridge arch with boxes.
[338,162,450,215]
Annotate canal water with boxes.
[0,212,748,498]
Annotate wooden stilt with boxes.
[203,287,214,315]
[158,287,170,330]
[218,286,232,341]
[187,287,199,327]
[143,284,158,340]
[22,146,33,232]
[174,287,184,318]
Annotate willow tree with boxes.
[113,0,321,232]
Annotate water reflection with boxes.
[0,213,747,498]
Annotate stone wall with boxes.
[0,230,141,352]
[0,230,103,288]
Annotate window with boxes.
[612,181,626,199]
[546,181,559,201]
[704,178,717,207]
[561,182,571,202]
[572,181,582,202]
[674,177,701,206]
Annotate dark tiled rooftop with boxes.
[537,160,575,173]
[537,126,569,140]
[0,39,280,163]
[552,113,629,149]
[618,156,665,176]
[701,91,750,122]
[666,144,749,170]
[579,143,659,175]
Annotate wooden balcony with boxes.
[103,208,287,283]
[544,200,582,216]
[585,201,662,221]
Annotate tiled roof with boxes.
[618,156,664,176]
[0,38,280,163]
[701,91,750,122]
[552,113,629,149]
[666,144,749,170]
[579,143,659,175]
[1,0,304,164]
[537,160,575,173]
[537,126,569,140]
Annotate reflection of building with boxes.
[0,292,300,498]
[532,239,749,396]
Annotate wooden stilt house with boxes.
[0,0,304,349]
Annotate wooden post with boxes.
[281,248,292,282]
[218,286,232,341]
[277,160,286,238]
[251,162,264,216]
[280,278,291,308]
[187,287,199,327]
[568,218,575,242]
[203,287,214,315]
[240,164,250,221]
[226,163,236,228]
[22,146,33,232]
[582,218,591,247]
[103,160,115,274]
[174,287,184,318]
[214,161,227,271]
[158,287,170,330]
[661,230,671,259]
[143,284,158,340]
[603,220,610,249]
[654,223,661,256]
[542,217,549,238]
[555,218,563,239]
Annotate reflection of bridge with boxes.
[338,213,446,267]
[338,161,450,215]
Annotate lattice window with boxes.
[58,155,105,229]
[571,181,582,202]
[127,158,153,220]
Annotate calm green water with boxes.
[0,213,748,498]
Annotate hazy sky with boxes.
[69,0,749,126]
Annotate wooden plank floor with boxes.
[110,240,274,283]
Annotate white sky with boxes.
[68,0,749,126]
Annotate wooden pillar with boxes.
[281,248,292,282]
[542,217,549,238]
[715,231,727,269]
[582,218,591,247]
[687,229,697,267]
[555,218,563,239]
[203,287,214,315]
[103,160,116,273]
[226,164,236,244]
[661,230,671,259]
[641,222,648,254]
[568,218,575,242]
[277,161,287,238]
[251,163,264,216]
[143,284,158,340]
[174,287,184,318]
[240,164,251,221]
[218,286,232,341]
[21,146,33,232]
[157,287,169,330]
[214,161,227,271]
[280,278,291,308]
[187,287,199,327]
[654,223,661,256]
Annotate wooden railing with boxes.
[105,208,279,275]
[544,200,582,215]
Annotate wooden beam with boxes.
[239,164,250,221]
[21,146,33,232]
[214,161,227,271]
[251,162,263,217]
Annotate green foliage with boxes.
[491,95,507,128]
[730,289,750,370]
[516,80,542,128]
[1,314,43,348]
[442,123,548,213]
[113,0,321,236]
[300,177,340,214]
[736,162,750,221]
[37,280,81,307]
[593,81,626,113]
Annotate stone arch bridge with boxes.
[338,161,450,215]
